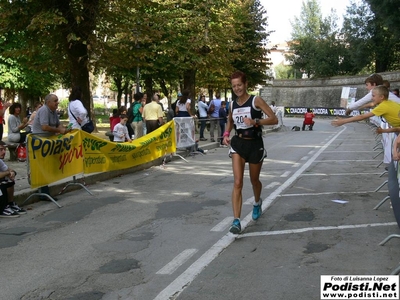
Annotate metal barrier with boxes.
[21,133,93,208]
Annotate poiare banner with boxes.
[27,121,176,188]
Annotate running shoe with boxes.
[229,219,241,234]
[252,199,262,220]
[9,202,27,215]
[0,206,20,218]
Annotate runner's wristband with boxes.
[223,131,230,138]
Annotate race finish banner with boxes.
[27,121,176,188]
[284,107,368,117]
[174,117,196,148]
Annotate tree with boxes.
[366,0,400,39]
[341,0,400,73]
[231,0,271,88]
[287,0,346,78]
[0,0,101,118]
[0,0,273,116]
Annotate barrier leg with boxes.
[172,152,189,163]
[374,180,388,192]
[379,234,400,246]
[391,265,400,275]
[376,160,384,168]
[373,195,390,210]
[59,176,93,196]
[380,170,388,177]
[373,150,383,159]
[22,192,62,208]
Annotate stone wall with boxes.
[260,71,400,108]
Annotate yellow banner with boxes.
[27,121,176,188]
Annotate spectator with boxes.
[142,94,148,135]
[130,92,144,139]
[198,95,208,141]
[393,88,399,97]
[68,86,90,130]
[0,98,11,141]
[345,74,399,115]
[109,109,119,130]
[302,108,315,131]
[32,94,72,198]
[219,101,227,146]
[333,85,400,129]
[32,94,71,137]
[113,114,132,143]
[383,80,390,89]
[166,105,175,122]
[171,92,182,118]
[155,93,164,112]
[142,94,164,134]
[7,102,29,143]
[26,101,43,133]
[0,141,26,217]
[270,101,278,114]
[208,91,222,142]
[111,106,127,132]
[175,89,194,118]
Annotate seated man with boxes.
[0,141,26,217]
[302,108,315,131]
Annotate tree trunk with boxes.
[144,76,153,103]
[183,69,196,113]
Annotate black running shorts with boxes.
[229,135,267,163]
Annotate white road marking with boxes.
[238,222,397,239]
[281,191,386,197]
[300,156,309,160]
[292,163,300,168]
[210,217,232,232]
[265,182,280,189]
[324,150,374,153]
[314,159,376,162]
[300,172,381,176]
[156,249,198,275]
[280,171,291,177]
[153,126,348,300]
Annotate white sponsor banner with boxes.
[340,87,357,108]
[321,275,399,299]
[174,117,195,148]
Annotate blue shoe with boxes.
[229,219,241,234]
[252,199,262,220]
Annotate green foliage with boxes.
[274,64,301,79]
[230,0,271,88]
[341,0,400,73]
[366,0,400,39]
[58,99,70,110]
[288,0,347,78]
[0,0,272,106]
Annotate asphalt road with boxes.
[0,118,398,300]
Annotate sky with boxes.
[260,0,352,44]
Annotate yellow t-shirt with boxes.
[142,101,163,121]
[371,100,400,127]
